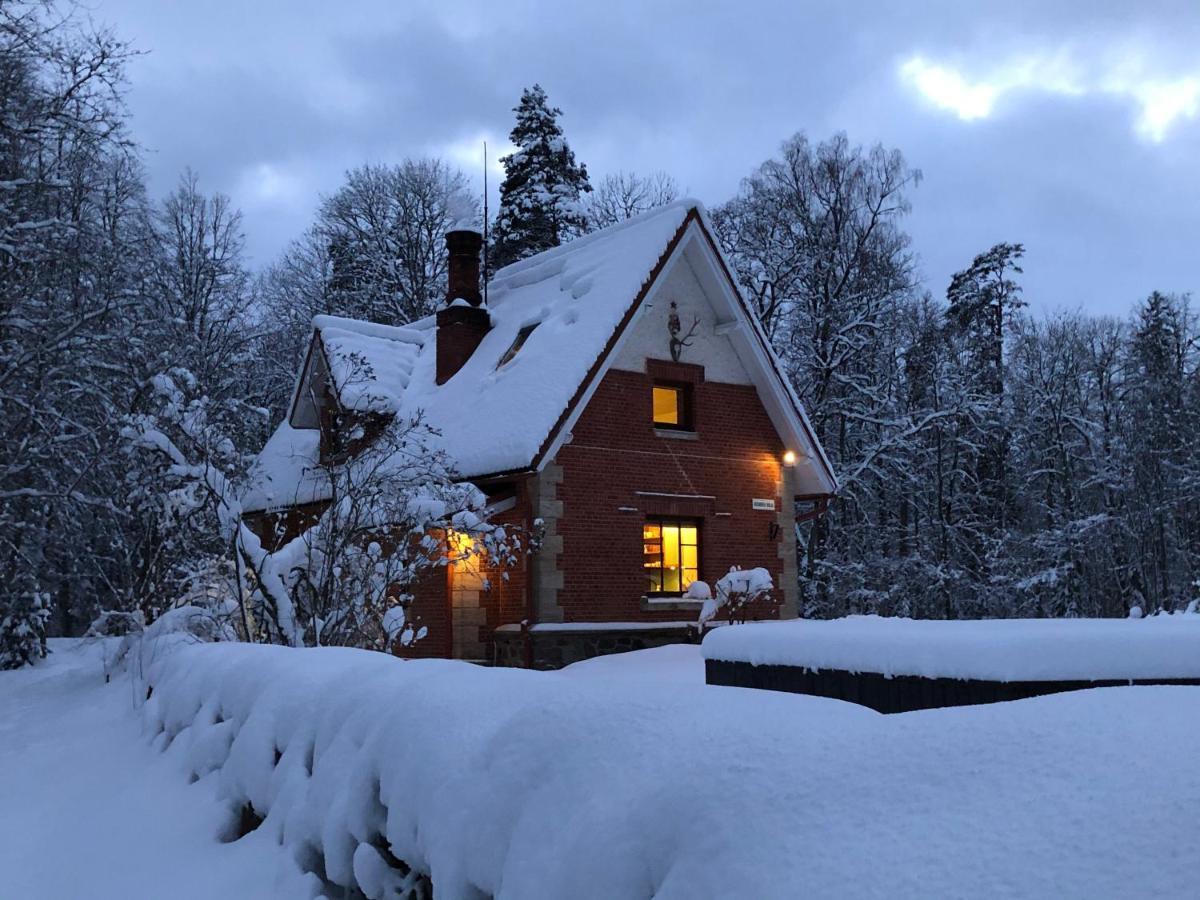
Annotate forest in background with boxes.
[3,2,1197,659]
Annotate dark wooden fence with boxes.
[705,659,1200,714]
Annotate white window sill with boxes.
[640,596,704,612]
[653,428,699,440]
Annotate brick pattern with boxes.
[247,359,795,666]
[551,361,790,624]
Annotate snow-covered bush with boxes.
[126,370,537,652]
[86,609,146,638]
[100,604,241,684]
[0,591,51,669]
[699,566,776,626]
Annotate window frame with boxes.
[642,517,702,597]
[496,322,539,369]
[651,380,693,431]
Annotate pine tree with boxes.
[490,85,591,270]
[0,587,50,670]
[1126,291,1191,606]
[944,243,1026,550]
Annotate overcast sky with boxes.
[97,0,1199,317]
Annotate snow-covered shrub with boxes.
[102,605,240,681]
[683,579,712,601]
[0,591,51,669]
[143,605,239,644]
[86,609,146,638]
[699,566,776,626]
[126,369,537,652]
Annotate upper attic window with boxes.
[652,383,692,430]
[496,323,539,369]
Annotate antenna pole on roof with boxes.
[483,141,489,306]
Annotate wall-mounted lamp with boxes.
[782,450,797,467]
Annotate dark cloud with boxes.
[98,0,1199,315]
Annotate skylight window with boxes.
[496,323,539,369]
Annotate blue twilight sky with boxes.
[96,0,1200,316]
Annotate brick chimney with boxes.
[436,229,490,385]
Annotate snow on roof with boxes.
[315,316,426,414]
[396,200,693,476]
[701,613,1200,682]
[240,422,326,514]
[244,199,835,510]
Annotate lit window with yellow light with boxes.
[643,519,700,594]
[652,383,692,430]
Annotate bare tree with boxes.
[316,159,478,326]
[0,1,141,660]
[585,170,679,229]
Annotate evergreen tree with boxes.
[944,243,1026,549]
[490,85,591,270]
[1125,292,1193,605]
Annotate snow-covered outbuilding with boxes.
[242,201,836,666]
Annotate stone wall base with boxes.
[494,625,700,670]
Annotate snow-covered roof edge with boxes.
[525,203,838,495]
[692,205,839,495]
[284,315,430,425]
[262,200,836,499]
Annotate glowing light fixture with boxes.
[782,450,797,467]
[447,530,475,560]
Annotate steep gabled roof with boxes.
[243,200,836,514]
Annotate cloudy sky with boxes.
[97,0,1199,316]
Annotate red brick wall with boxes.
[397,565,452,659]
[463,500,532,659]
[553,362,788,622]
[397,498,533,661]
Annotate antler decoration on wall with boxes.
[667,301,699,362]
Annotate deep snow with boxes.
[0,639,317,898]
[560,642,707,684]
[4,638,1200,899]
[145,640,1198,899]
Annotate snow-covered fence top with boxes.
[702,614,1200,682]
[139,641,1200,898]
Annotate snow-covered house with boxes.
[242,201,836,667]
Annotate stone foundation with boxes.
[494,624,701,670]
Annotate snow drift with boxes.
[140,642,1200,898]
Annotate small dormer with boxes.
[288,321,423,467]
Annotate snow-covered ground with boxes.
[4,638,1200,898]
[559,642,706,684]
[0,639,316,898]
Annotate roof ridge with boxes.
[491,199,703,287]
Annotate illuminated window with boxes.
[643,519,700,594]
[652,383,691,430]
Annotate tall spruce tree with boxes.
[944,243,1026,550]
[490,85,591,270]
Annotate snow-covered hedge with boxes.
[702,613,1200,681]
[140,642,1200,898]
